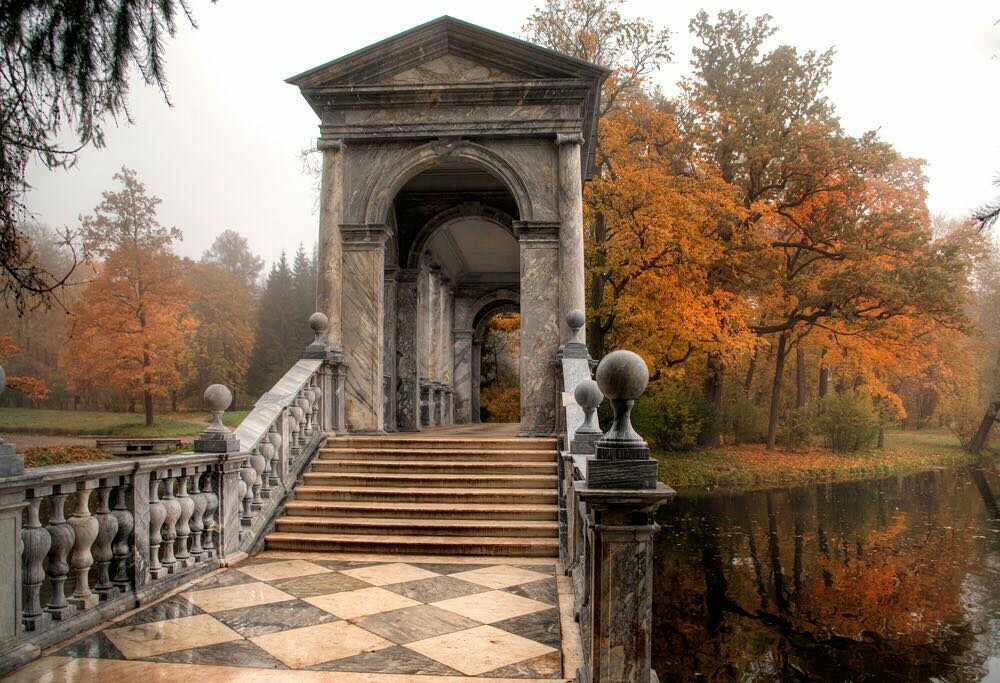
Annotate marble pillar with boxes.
[516,221,561,436]
[340,224,387,433]
[471,340,482,423]
[557,134,587,346]
[317,139,345,349]
[453,329,474,423]
[429,268,442,381]
[383,267,398,432]
[395,270,421,431]
[442,283,455,424]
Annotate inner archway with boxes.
[474,307,520,423]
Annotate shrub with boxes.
[816,392,879,452]
[633,383,714,451]
[480,386,520,423]
[777,404,816,449]
[722,396,769,444]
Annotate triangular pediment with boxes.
[287,16,608,89]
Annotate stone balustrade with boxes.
[555,310,675,683]
[0,314,337,674]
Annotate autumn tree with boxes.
[0,336,48,403]
[62,168,193,425]
[202,229,264,294]
[181,262,254,407]
[1,1,211,313]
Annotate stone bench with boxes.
[94,437,183,456]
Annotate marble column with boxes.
[471,339,482,423]
[442,282,455,424]
[383,267,398,432]
[428,267,442,381]
[453,329,474,423]
[340,224,387,433]
[395,269,421,431]
[516,221,561,436]
[557,134,587,346]
[317,139,345,349]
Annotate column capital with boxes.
[556,132,584,146]
[513,221,560,242]
[383,265,399,282]
[340,223,389,247]
[317,138,345,151]
[453,328,475,340]
[397,268,420,284]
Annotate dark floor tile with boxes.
[413,562,494,575]
[144,639,288,669]
[213,599,339,637]
[507,578,558,605]
[491,607,562,648]
[52,631,124,660]
[383,575,488,603]
[115,595,203,626]
[517,564,555,576]
[268,571,369,598]
[482,650,562,678]
[310,560,380,570]
[305,645,462,675]
[351,604,480,644]
[192,569,257,590]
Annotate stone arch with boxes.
[405,204,515,271]
[362,141,535,226]
[461,289,520,331]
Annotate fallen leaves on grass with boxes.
[23,447,116,468]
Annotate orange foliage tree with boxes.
[0,336,48,401]
[62,168,194,426]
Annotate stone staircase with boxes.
[264,434,560,556]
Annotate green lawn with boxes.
[0,407,250,438]
[654,428,996,491]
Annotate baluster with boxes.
[45,486,76,620]
[92,483,119,601]
[267,422,282,486]
[239,459,255,525]
[175,474,194,568]
[202,473,219,558]
[160,476,181,573]
[22,491,52,631]
[68,483,99,610]
[259,440,273,499]
[310,376,323,433]
[189,470,206,562]
[288,405,302,461]
[148,478,167,580]
[302,386,315,436]
[249,447,265,510]
[297,391,311,442]
[111,483,134,590]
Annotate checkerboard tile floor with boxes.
[43,557,564,679]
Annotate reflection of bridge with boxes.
[0,18,673,683]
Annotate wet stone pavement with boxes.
[11,554,574,682]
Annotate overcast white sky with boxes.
[22,1,1000,267]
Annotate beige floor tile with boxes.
[103,613,241,659]
[236,559,331,582]
[305,586,421,620]
[339,562,441,586]
[448,565,551,589]
[431,590,551,624]
[250,620,393,669]
[406,624,556,676]
[181,581,295,613]
[3,656,73,682]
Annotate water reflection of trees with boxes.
[652,463,1000,681]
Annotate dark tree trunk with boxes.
[795,346,807,409]
[766,332,789,451]
[144,390,154,427]
[818,350,829,399]
[744,349,758,397]
[968,401,999,454]
[586,212,607,359]
[701,353,725,446]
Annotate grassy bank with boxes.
[654,429,995,491]
[0,407,250,438]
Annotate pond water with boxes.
[651,461,1000,681]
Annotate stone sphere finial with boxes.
[595,350,649,448]
[595,350,648,401]
[566,309,586,347]
[203,384,233,433]
[309,312,329,346]
[574,379,604,435]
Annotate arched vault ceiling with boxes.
[426,218,518,285]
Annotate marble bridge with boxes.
[0,17,674,683]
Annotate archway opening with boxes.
[476,309,520,424]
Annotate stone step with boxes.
[292,485,557,504]
[282,500,558,521]
[330,437,556,451]
[309,459,557,475]
[274,516,559,537]
[264,531,559,557]
[301,472,557,489]
[318,447,554,462]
